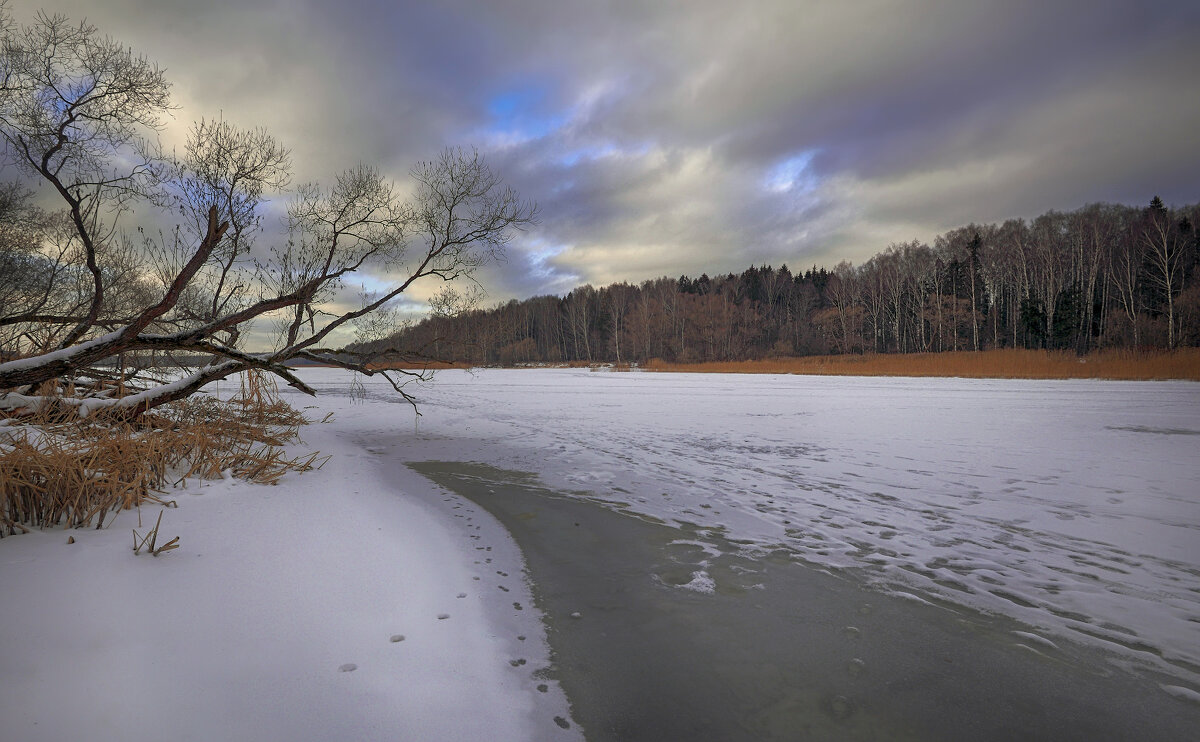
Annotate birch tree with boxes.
[1142,197,1186,348]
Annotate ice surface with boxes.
[289,367,1200,687]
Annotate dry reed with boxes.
[642,348,1200,381]
[1,369,327,537]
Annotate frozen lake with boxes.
[290,368,1200,691]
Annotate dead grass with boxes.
[643,348,1200,381]
[1,369,327,537]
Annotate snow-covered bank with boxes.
[0,389,578,741]
[296,367,1200,691]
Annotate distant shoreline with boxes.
[641,347,1200,381]
[363,348,1200,381]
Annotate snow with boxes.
[0,391,50,414]
[78,361,241,417]
[1,360,240,419]
[3,366,1197,737]
[290,367,1200,689]
[677,569,716,593]
[0,421,59,449]
[1161,684,1200,705]
[0,329,123,374]
[0,378,579,742]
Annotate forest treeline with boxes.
[374,198,1199,365]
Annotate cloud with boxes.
[10,0,1200,334]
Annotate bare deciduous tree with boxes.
[1142,197,1186,348]
[0,9,535,416]
[825,260,860,354]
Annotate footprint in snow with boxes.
[390,634,405,643]
[437,613,451,620]
[338,663,357,672]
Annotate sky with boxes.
[8,0,1200,313]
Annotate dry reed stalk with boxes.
[131,509,179,556]
[1,369,322,537]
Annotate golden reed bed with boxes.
[641,348,1200,381]
[1,371,325,537]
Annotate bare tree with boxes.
[1142,197,1186,348]
[0,10,172,349]
[0,10,534,416]
[604,282,634,364]
[973,223,1008,349]
[825,261,860,354]
[0,184,68,349]
[177,117,292,331]
[875,244,908,352]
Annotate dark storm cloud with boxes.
[11,0,1200,313]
